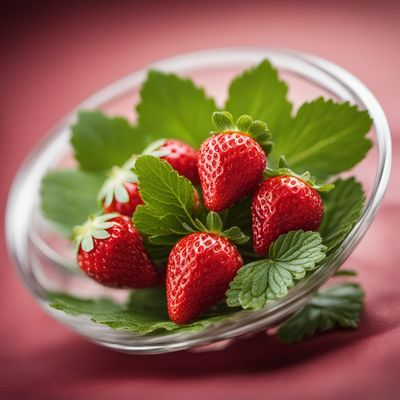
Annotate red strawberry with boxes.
[98,138,199,216]
[252,175,324,256]
[98,162,143,217]
[198,112,271,212]
[198,133,265,211]
[166,232,243,324]
[142,138,199,184]
[159,139,199,184]
[74,213,158,288]
[103,181,143,216]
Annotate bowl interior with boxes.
[6,48,390,353]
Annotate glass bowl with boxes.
[5,48,391,354]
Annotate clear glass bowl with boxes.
[5,48,391,354]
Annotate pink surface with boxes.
[1,1,399,399]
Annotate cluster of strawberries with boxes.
[74,112,324,324]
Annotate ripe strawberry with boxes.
[98,138,198,216]
[166,232,243,324]
[198,112,271,212]
[104,181,143,216]
[74,213,158,288]
[252,175,324,256]
[98,161,143,217]
[156,139,199,184]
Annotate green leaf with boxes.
[48,288,234,334]
[225,60,293,138]
[277,282,364,344]
[48,292,122,315]
[40,169,104,236]
[272,98,373,179]
[133,155,196,241]
[226,231,327,310]
[71,111,147,171]
[320,178,365,252]
[136,71,217,147]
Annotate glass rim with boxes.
[5,47,392,353]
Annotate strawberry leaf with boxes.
[277,282,364,344]
[225,61,372,179]
[133,155,197,242]
[226,231,327,309]
[134,159,249,246]
[136,71,217,147]
[225,60,293,138]
[40,169,104,236]
[71,111,147,171]
[320,178,365,252]
[272,98,373,179]
[48,288,234,334]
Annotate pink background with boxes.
[1,1,399,399]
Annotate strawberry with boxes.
[252,163,332,255]
[103,181,143,216]
[166,232,243,324]
[73,213,158,288]
[198,112,271,212]
[141,138,199,184]
[98,138,198,216]
[98,159,143,217]
[159,139,200,184]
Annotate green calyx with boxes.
[211,111,273,155]
[73,213,119,253]
[98,139,171,207]
[141,139,171,158]
[264,156,335,192]
[187,211,249,245]
[98,159,139,206]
